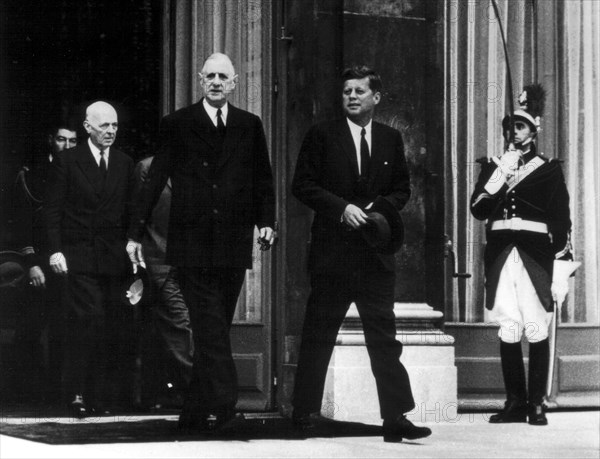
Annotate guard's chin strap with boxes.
[517,133,537,148]
[518,138,533,148]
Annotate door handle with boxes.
[277,26,293,42]
[444,235,471,278]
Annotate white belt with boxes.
[490,218,548,233]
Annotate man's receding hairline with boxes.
[201,53,236,75]
[85,101,117,122]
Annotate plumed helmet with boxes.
[502,83,546,133]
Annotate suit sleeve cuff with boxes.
[484,177,505,195]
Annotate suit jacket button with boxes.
[212,184,218,189]
[203,161,209,167]
[213,209,219,214]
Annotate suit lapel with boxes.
[336,120,359,179]
[76,144,104,197]
[103,150,122,198]
[368,122,386,183]
[191,100,217,149]
[216,104,245,171]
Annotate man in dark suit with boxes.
[44,101,135,416]
[133,156,193,407]
[127,53,275,432]
[291,66,431,443]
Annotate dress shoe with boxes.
[213,409,246,435]
[69,395,88,418]
[291,409,316,431]
[89,404,112,417]
[528,403,548,426]
[489,399,527,423]
[382,415,432,443]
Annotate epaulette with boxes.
[531,154,549,163]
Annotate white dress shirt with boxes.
[88,138,110,167]
[203,99,229,127]
[346,118,372,175]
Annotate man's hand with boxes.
[28,266,46,288]
[257,227,276,250]
[126,240,146,274]
[551,280,569,309]
[342,204,368,229]
[49,252,68,275]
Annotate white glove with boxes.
[49,252,68,275]
[126,240,146,274]
[492,149,523,177]
[551,260,581,310]
[484,150,523,194]
[551,280,569,309]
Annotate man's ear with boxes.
[48,134,54,146]
[373,91,382,105]
[231,74,239,87]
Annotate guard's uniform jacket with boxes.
[12,156,52,269]
[470,150,571,311]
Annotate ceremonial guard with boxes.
[470,84,573,426]
[10,122,78,402]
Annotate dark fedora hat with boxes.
[0,250,27,289]
[121,265,152,307]
[359,196,405,254]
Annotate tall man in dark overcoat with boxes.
[127,53,275,432]
[133,155,193,407]
[44,101,135,416]
[291,66,431,443]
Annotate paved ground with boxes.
[1,409,598,458]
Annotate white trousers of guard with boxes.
[489,247,553,344]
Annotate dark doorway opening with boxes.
[0,0,162,404]
[0,0,162,209]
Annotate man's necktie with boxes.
[99,150,107,179]
[360,128,370,177]
[216,108,226,137]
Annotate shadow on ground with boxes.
[0,415,382,445]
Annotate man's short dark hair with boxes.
[341,66,383,93]
[48,118,79,136]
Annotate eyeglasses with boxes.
[199,72,233,82]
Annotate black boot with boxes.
[489,341,528,423]
[528,339,549,426]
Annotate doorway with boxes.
[0,0,162,404]
[274,0,447,412]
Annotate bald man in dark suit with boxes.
[44,101,135,416]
